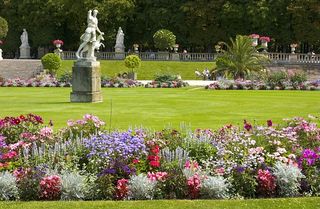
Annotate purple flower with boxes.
[84,130,147,162]
[300,149,318,166]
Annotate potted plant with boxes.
[249,34,260,47]
[53,39,64,58]
[124,55,141,80]
[259,36,271,52]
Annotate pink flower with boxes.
[39,127,53,137]
[249,34,260,39]
[116,178,129,200]
[147,172,168,182]
[40,175,61,200]
[259,36,271,42]
[52,39,64,45]
[214,167,225,176]
[267,120,273,127]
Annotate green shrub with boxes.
[58,71,72,83]
[124,55,141,72]
[289,71,307,87]
[153,29,176,51]
[0,17,8,39]
[266,71,288,88]
[41,53,62,76]
[154,73,179,83]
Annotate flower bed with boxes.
[0,75,142,88]
[145,80,189,88]
[0,114,319,200]
[205,80,320,90]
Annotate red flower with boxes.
[148,155,160,161]
[244,120,252,131]
[13,118,20,125]
[132,159,140,164]
[151,145,160,154]
[149,160,160,167]
[267,120,273,127]
[19,115,26,120]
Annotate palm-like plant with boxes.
[214,35,269,79]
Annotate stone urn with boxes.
[290,43,298,54]
[53,39,64,58]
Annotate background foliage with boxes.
[0,0,320,53]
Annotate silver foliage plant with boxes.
[200,176,230,199]
[60,171,88,200]
[273,162,305,197]
[161,146,189,168]
[0,172,19,200]
[128,174,157,200]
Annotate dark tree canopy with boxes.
[0,0,320,53]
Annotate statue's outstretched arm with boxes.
[96,24,104,35]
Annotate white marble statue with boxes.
[20,29,30,47]
[76,9,104,60]
[115,27,124,48]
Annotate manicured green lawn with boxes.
[60,60,215,80]
[0,198,319,209]
[0,87,319,130]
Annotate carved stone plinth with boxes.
[20,46,31,59]
[70,60,103,103]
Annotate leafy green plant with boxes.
[214,35,269,79]
[153,29,176,51]
[41,53,62,76]
[0,17,8,39]
[58,71,72,83]
[0,172,19,200]
[289,71,307,87]
[154,73,179,82]
[266,71,288,88]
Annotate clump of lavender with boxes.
[84,130,146,163]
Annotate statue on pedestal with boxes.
[20,29,30,47]
[76,9,104,60]
[115,27,124,48]
[19,29,31,59]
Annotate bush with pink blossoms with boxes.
[116,178,129,200]
[256,169,276,197]
[61,114,105,138]
[40,175,61,200]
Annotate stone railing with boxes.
[62,51,215,62]
[61,51,320,64]
[267,52,320,64]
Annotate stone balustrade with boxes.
[61,51,320,64]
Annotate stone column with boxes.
[70,60,103,103]
[20,46,31,59]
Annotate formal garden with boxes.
[0,1,320,209]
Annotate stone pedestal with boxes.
[70,60,103,103]
[20,46,31,59]
[0,48,3,61]
[171,53,180,61]
[115,46,125,59]
[289,54,298,62]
